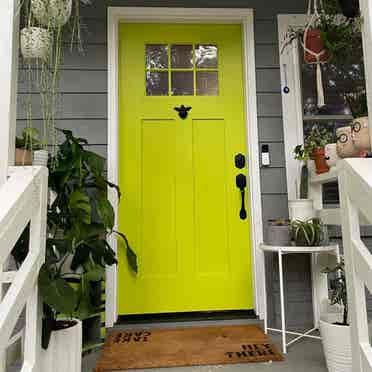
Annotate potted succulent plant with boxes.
[290,218,324,246]
[320,260,352,372]
[15,128,42,165]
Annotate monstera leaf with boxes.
[68,190,91,225]
[39,265,78,314]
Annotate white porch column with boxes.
[0,0,19,186]
[360,0,372,144]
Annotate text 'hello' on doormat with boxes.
[94,324,284,371]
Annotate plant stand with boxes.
[260,243,340,354]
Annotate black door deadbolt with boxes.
[174,105,192,119]
[235,153,246,169]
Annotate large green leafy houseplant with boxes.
[39,129,137,348]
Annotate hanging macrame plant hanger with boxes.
[302,0,328,107]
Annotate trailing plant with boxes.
[290,218,323,246]
[19,0,93,158]
[282,10,362,66]
[322,259,348,325]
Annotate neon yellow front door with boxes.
[118,23,253,315]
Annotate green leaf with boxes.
[71,244,91,271]
[85,266,105,282]
[95,198,115,229]
[69,190,91,225]
[114,231,138,274]
[39,265,78,314]
[83,150,105,176]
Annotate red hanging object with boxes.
[304,28,329,63]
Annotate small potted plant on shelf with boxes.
[15,128,42,165]
[304,125,333,174]
[320,260,352,372]
[266,219,291,246]
[288,144,315,222]
[290,218,325,246]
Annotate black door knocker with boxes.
[174,105,192,119]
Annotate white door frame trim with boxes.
[106,6,264,327]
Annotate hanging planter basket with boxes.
[338,0,360,18]
[31,0,73,27]
[20,27,51,60]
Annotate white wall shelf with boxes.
[303,115,353,122]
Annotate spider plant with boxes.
[290,218,323,246]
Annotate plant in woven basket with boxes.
[290,218,323,246]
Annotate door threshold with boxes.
[116,310,257,325]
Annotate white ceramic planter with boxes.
[20,27,51,60]
[33,149,49,167]
[325,143,340,168]
[31,0,72,27]
[42,320,82,372]
[288,199,315,221]
[320,313,352,372]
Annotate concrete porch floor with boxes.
[83,320,327,372]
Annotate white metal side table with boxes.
[260,243,340,354]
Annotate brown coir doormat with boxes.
[94,325,284,371]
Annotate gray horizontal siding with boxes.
[16,0,311,329]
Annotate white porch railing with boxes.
[0,166,48,372]
[339,158,372,372]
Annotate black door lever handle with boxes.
[236,174,247,220]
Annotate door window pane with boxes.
[146,71,169,96]
[145,44,168,69]
[171,44,193,68]
[195,44,218,68]
[196,71,218,96]
[171,71,194,96]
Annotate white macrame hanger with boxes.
[303,0,326,107]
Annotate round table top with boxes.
[259,243,339,254]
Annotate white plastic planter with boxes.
[31,0,72,27]
[33,150,49,167]
[42,320,82,372]
[20,27,51,60]
[288,199,315,221]
[319,313,352,372]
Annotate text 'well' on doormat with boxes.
[94,324,284,371]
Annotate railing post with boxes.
[0,0,19,186]
[359,0,372,145]
[339,165,368,372]
[24,168,48,372]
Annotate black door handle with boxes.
[174,105,192,119]
[236,174,247,220]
